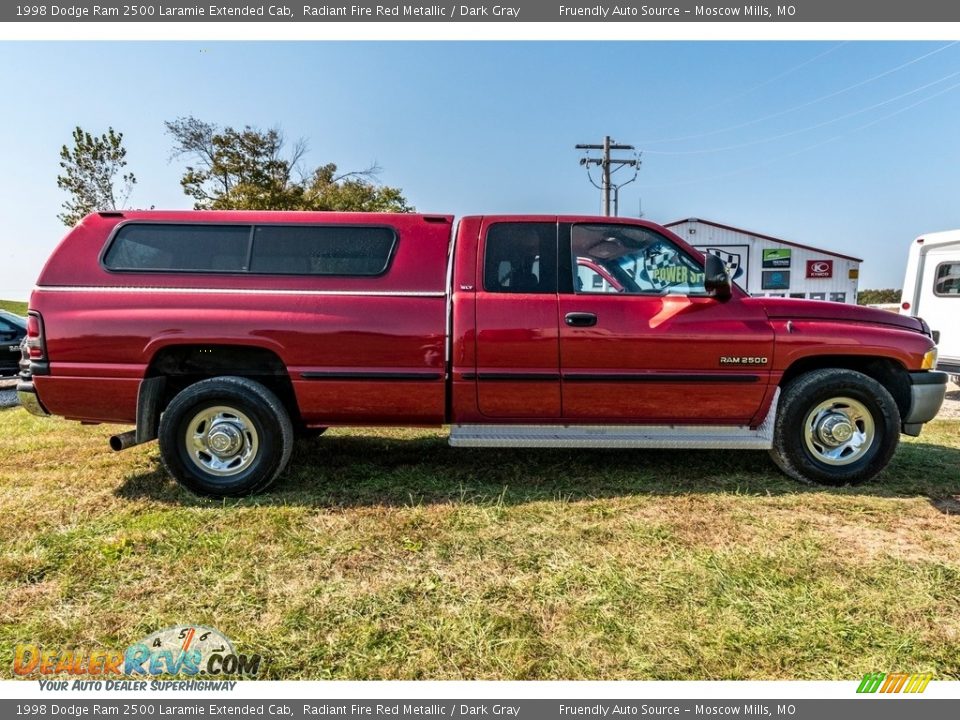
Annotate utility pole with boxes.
[576,136,640,216]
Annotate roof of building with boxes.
[664,218,863,263]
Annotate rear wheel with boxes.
[158,376,294,497]
[770,369,901,486]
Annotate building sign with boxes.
[807,260,834,278]
[694,245,748,282]
[762,270,791,290]
[849,268,859,280]
[762,248,792,268]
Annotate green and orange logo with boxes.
[14,625,261,678]
[857,672,932,694]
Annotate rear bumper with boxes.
[17,380,49,417]
[17,344,50,417]
[901,370,949,435]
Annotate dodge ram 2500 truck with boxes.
[18,211,947,497]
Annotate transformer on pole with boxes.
[576,136,640,216]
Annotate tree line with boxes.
[856,288,902,305]
[56,118,411,226]
[58,122,902,305]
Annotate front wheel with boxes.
[158,376,294,497]
[770,369,901,486]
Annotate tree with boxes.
[165,116,412,212]
[857,289,902,305]
[57,126,137,226]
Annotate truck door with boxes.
[474,219,561,418]
[558,221,774,423]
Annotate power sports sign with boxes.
[806,260,834,278]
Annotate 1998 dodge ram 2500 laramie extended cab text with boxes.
[18,211,947,497]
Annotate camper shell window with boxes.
[103,223,398,276]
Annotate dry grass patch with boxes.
[1,406,959,679]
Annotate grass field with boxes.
[1,405,958,680]
[0,299,27,315]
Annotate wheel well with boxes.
[146,345,301,424]
[780,355,911,420]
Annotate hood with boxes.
[744,296,925,333]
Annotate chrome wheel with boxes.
[184,405,259,477]
[802,396,875,466]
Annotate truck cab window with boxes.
[483,222,557,293]
[571,224,706,295]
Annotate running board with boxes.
[450,389,779,450]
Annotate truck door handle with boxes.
[565,312,597,327]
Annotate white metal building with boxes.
[664,218,862,304]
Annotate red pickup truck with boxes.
[19,211,946,497]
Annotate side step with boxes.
[450,390,778,450]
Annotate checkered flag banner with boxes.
[641,246,677,291]
[704,248,742,280]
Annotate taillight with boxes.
[25,311,46,361]
[901,302,911,311]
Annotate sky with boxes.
[1,40,959,299]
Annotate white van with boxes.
[900,230,960,381]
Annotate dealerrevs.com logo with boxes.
[14,626,261,679]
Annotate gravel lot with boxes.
[0,377,17,408]
[939,379,960,420]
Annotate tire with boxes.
[769,368,901,486]
[158,376,294,497]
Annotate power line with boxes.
[642,66,960,156]
[636,78,960,190]
[640,42,958,147]
[638,44,850,141]
[695,42,849,114]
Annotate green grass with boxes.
[1,407,958,680]
[0,299,27,315]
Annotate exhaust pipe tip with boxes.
[110,430,139,452]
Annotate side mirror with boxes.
[703,253,732,301]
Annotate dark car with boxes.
[0,310,27,377]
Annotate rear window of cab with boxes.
[102,223,397,276]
